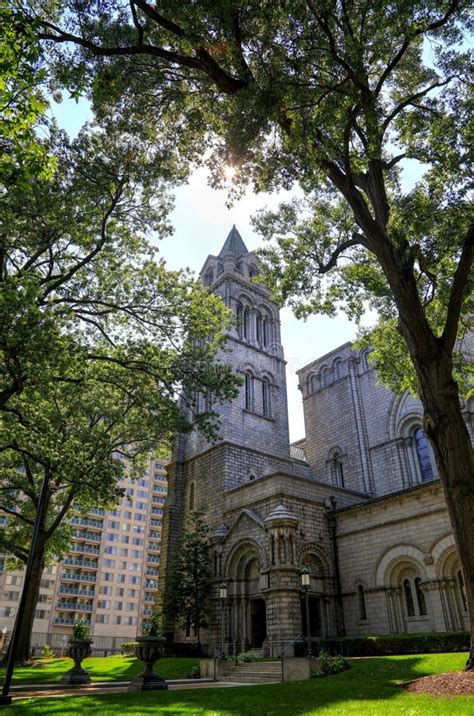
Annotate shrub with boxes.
[296,631,470,657]
[141,609,163,637]
[41,644,54,658]
[187,665,201,678]
[312,651,351,678]
[237,650,260,662]
[162,642,204,657]
[71,620,90,640]
[121,641,138,655]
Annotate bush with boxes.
[187,665,201,678]
[295,631,470,657]
[71,620,90,640]
[311,651,351,678]
[162,642,204,657]
[121,641,138,656]
[237,650,261,662]
[41,644,54,658]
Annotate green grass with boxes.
[4,652,473,715]
[0,656,198,685]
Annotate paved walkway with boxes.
[10,679,257,701]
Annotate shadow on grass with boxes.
[4,653,474,716]
[0,657,198,686]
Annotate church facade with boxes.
[160,227,472,655]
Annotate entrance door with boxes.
[301,596,322,637]
[250,598,267,647]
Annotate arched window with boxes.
[262,317,270,347]
[414,577,427,615]
[414,428,434,482]
[403,578,415,617]
[262,378,271,417]
[320,366,329,387]
[189,482,195,511]
[357,585,367,620]
[333,358,342,380]
[236,302,243,338]
[329,450,345,487]
[256,312,263,345]
[243,308,251,341]
[249,264,259,278]
[245,373,254,411]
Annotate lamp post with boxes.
[300,567,312,658]
[219,582,227,658]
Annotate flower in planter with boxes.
[71,620,90,640]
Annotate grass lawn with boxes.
[0,656,198,685]
[4,652,474,715]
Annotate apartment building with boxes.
[0,457,167,651]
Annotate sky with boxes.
[50,96,414,442]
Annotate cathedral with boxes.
[160,227,472,655]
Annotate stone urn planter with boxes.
[128,635,168,691]
[60,638,93,685]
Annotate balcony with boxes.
[147,543,160,553]
[54,618,92,626]
[142,607,153,616]
[61,572,96,583]
[90,508,105,516]
[59,586,95,597]
[143,594,155,603]
[147,555,160,563]
[145,568,159,576]
[73,530,101,542]
[144,581,157,590]
[56,601,93,612]
[71,544,100,556]
[71,517,103,530]
[63,557,98,569]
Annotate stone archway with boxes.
[226,542,267,652]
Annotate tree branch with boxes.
[375,1,460,96]
[441,222,474,351]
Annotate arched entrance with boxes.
[227,544,267,652]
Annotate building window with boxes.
[236,302,243,338]
[403,578,415,617]
[414,428,434,482]
[262,378,271,417]
[262,317,270,347]
[256,312,262,345]
[245,373,254,411]
[189,482,195,511]
[357,585,367,620]
[243,308,251,340]
[320,366,329,387]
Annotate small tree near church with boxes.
[163,513,212,647]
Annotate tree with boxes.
[0,21,240,661]
[163,512,212,646]
[15,0,474,667]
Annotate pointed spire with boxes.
[218,225,249,258]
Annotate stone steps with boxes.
[222,661,282,683]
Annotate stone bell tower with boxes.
[160,226,342,654]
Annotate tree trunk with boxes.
[411,350,474,669]
[15,545,45,664]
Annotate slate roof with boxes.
[218,225,249,258]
